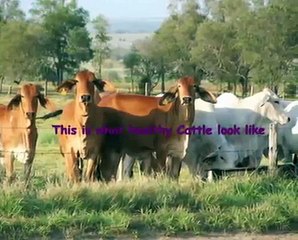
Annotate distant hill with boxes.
[108,18,163,33]
[87,17,164,34]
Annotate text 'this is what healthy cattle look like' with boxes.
[0,84,57,186]
[56,70,113,183]
[97,76,217,181]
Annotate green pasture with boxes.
[0,87,297,239]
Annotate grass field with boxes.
[0,86,298,239]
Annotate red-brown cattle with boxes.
[0,84,56,185]
[97,76,217,181]
[55,70,114,183]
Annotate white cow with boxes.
[183,99,239,179]
[214,88,290,168]
[276,101,298,162]
[280,100,292,109]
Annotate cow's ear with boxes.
[259,95,270,107]
[37,93,56,112]
[159,86,178,106]
[93,79,116,93]
[56,79,78,94]
[7,94,22,110]
[195,86,217,103]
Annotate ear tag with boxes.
[61,88,67,95]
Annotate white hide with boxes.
[214,88,289,168]
[183,98,238,177]
[277,101,298,161]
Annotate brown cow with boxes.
[55,70,113,183]
[0,84,56,185]
[97,76,217,181]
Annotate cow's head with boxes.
[159,77,217,106]
[158,77,217,124]
[56,70,111,116]
[7,84,55,121]
[258,88,290,125]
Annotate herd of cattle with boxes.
[0,69,298,186]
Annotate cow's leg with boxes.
[284,151,292,163]
[141,154,153,176]
[4,151,15,184]
[24,159,34,188]
[65,151,80,183]
[166,156,182,180]
[195,159,209,182]
[85,156,99,182]
[155,150,167,175]
[123,154,135,179]
[95,156,103,181]
[100,150,122,182]
[78,157,84,182]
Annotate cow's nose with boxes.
[80,95,91,103]
[182,97,192,104]
[287,117,291,122]
[26,112,36,119]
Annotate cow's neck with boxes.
[74,103,94,128]
[168,98,194,130]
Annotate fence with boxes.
[0,81,297,181]
[0,122,297,182]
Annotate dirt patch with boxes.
[158,233,298,240]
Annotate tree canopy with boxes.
[0,0,296,95]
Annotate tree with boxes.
[0,21,46,83]
[123,46,141,92]
[91,14,111,78]
[150,0,206,83]
[30,0,93,84]
[0,0,24,23]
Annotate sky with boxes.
[20,0,171,20]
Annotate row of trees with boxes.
[0,0,110,86]
[123,0,298,96]
[0,0,297,96]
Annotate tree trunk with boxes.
[227,81,231,91]
[98,54,102,78]
[56,66,61,85]
[273,85,278,95]
[161,70,165,93]
[250,85,254,96]
[233,79,237,95]
[130,68,134,93]
[44,80,48,97]
[0,76,4,94]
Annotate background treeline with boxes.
[0,0,297,97]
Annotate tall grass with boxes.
[0,86,298,239]
[0,174,297,239]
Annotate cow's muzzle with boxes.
[182,97,192,105]
[80,95,92,105]
[26,112,36,120]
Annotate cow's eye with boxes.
[220,156,224,160]
[274,100,279,104]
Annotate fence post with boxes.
[0,76,3,93]
[145,82,148,96]
[207,170,213,182]
[250,85,254,96]
[268,123,278,174]
[7,85,12,95]
[44,80,48,96]
[117,156,123,182]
